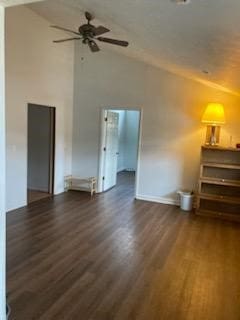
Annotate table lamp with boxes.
[202,103,225,146]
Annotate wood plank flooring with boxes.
[7,172,240,320]
[27,190,51,204]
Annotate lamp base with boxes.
[205,125,221,146]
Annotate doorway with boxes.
[27,104,55,203]
[98,108,141,195]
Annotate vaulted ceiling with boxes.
[28,0,240,95]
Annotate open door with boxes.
[27,104,55,203]
[102,111,119,191]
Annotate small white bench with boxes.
[64,176,97,196]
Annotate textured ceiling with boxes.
[0,0,44,7]
[28,0,240,95]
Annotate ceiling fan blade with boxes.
[94,26,110,36]
[97,37,129,47]
[88,40,100,52]
[53,37,82,43]
[50,25,80,36]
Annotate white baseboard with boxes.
[117,167,127,173]
[136,194,180,206]
[54,188,65,195]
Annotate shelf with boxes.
[201,162,240,170]
[202,146,240,152]
[198,147,240,222]
[200,177,240,187]
[196,209,240,222]
[197,193,240,205]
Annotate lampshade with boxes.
[202,103,225,125]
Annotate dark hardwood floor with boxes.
[27,190,51,204]
[7,172,240,320]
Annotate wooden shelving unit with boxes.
[196,146,240,222]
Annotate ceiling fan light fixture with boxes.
[51,12,129,53]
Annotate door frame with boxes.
[27,103,56,199]
[48,106,56,194]
[98,107,142,198]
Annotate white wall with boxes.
[0,6,6,319]
[72,48,140,180]
[72,48,145,180]
[72,45,240,204]
[139,67,240,204]
[27,104,51,192]
[5,5,74,211]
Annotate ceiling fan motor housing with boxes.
[79,24,96,38]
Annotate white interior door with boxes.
[103,111,119,191]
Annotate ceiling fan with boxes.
[51,11,129,52]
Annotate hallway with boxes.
[116,170,135,190]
